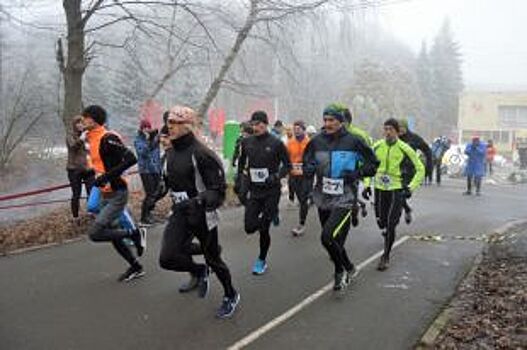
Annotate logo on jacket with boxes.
[265,146,271,152]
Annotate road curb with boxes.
[0,236,86,257]
[415,219,527,348]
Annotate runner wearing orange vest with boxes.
[82,105,146,282]
[287,120,311,236]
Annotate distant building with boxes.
[458,91,527,155]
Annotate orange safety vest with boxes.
[86,125,127,192]
[287,136,309,176]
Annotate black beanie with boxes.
[250,111,269,124]
[82,105,107,126]
[383,118,400,132]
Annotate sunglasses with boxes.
[167,119,186,125]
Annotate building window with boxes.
[498,105,527,128]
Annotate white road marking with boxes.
[227,235,410,350]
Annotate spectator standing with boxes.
[66,115,95,224]
[486,139,497,176]
[134,119,161,226]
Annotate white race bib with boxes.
[170,191,189,204]
[205,210,219,231]
[249,168,269,183]
[379,174,392,188]
[322,177,344,195]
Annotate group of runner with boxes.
[77,102,432,320]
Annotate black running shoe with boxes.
[351,213,359,227]
[333,272,348,292]
[404,210,412,225]
[377,255,389,271]
[216,292,241,319]
[118,265,145,282]
[197,267,210,298]
[179,273,199,293]
[346,264,358,283]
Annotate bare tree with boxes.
[196,0,329,119]
[0,69,44,170]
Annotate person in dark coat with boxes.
[66,115,95,223]
[463,136,486,196]
[134,119,161,226]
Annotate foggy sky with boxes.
[380,0,527,90]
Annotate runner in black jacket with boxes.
[303,104,378,292]
[159,105,239,319]
[82,105,146,283]
[236,111,290,275]
[399,119,432,224]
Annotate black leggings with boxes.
[374,189,404,258]
[244,191,281,261]
[140,173,161,221]
[289,176,309,225]
[87,190,138,268]
[318,208,354,274]
[159,208,236,298]
[467,175,482,193]
[67,169,95,218]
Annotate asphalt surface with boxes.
[1,178,526,350]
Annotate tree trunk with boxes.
[62,0,86,130]
[196,0,258,120]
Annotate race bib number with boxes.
[170,191,189,204]
[250,168,269,183]
[206,210,219,231]
[322,177,344,195]
[379,174,392,188]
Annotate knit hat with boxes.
[323,103,346,122]
[399,118,409,129]
[82,105,107,126]
[250,111,269,125]
[139,119,152,130]
[168,105,196,125]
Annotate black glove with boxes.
[264,173,280,186]
[362,187,372,200]
[403,187,412,199]
[93,174,109,187]
[200,191,221,211]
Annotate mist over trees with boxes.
[0,0,463,172]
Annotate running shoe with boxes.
[377,255,389,271]
[404,210,412,225]
[216,292,241,319]
[132,228,147,256]
[118,265,145,282]
[291,225,306,236]
[351,212,359,227]
[272,214,280,227]
[197,267,210,298]
[252,259,267,275]
[346,264,358,282]
[333,271,348,291]
[179,273,199,293]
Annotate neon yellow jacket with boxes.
[346,124,373,147]
[370,139,424,191]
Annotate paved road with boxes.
[1,179,526,350]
